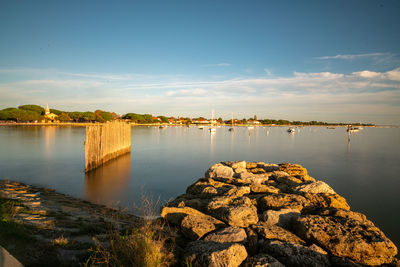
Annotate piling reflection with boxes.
[84,152,131,206]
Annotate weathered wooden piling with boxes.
[85,121,131,172]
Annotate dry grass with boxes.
[84,195,175,267]
[53,235,69,246]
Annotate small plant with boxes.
[53,235,69,246]
[84,194,175,267]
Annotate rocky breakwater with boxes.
[161,161,398,266]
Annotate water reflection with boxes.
[43,126,56,157]
[84,153,131,207]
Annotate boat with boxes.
[209,109,216,133]
[159,125,167,129]
[198,125,204,130]
[228,113,234,132]
[247,125,254,130]
[347,125,359,132]
[287,127,295,133]
[327,126,336,129]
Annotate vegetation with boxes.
[122,113,154,123]
[0,103,375,126]
[85,196,175,267]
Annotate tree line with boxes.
[0,104,373,126]
[0,105,116,123]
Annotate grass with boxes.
[84,195,176,267]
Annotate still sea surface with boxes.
[0,125,399,246]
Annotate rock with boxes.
[245,227,259,255]
[244,254,284,267]
[278,163,308,177]
[250,184,280,194]
[252,223,306,245]
[180,214,217,240]
[247,162,258,168]
[302,193,350,211]
[261,240,331,267]
[186,178,232,196]
[274,175,303,187]
[293,181,336,194]
[231,161,247,170]
[160,206,224,226]
[258,193,310,212]
[261,208,300,228]
[209,197,258,227]
[204,226,247,243]
[185,240,248,267]
[294,214,398,265]
[161,161,398,267]
[249,168,267,174]
[320,208,372,225]
[260,163,280,172]
[206,164,235,179]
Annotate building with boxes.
[42,104,59,123]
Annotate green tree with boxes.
[82,111,95,122]
[50,109,65,116]
[100,111,113,121]
[18,104,44,115]
[69,112,83,122]
[158,116,169,123]
[58,112,71,122]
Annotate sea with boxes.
[0,125,399,246]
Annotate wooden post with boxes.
[85,121,131,172]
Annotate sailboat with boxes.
[229,113,234,132]
[209,110,216,133]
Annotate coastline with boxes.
[0,180,142,266]
[0,121,389,127]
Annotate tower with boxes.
[45,104,50,115]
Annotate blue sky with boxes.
[1,0,399,124]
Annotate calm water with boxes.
[0,125,399,246]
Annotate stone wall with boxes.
[161,161,398,266]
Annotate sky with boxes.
[0,0,399,125]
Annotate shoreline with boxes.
[0,180,142,266]
[0,122,390,128]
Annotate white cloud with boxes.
[385,68,400,81]
[1,67,399,124]
[353,70,383,79]
[316,53,389,60]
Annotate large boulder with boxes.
[185,240,248,267]
[160,206,223,226]
[261,240,331,267]
[261,208,300,229]
[204,226,247,243]
[302,193,350,211]
[206,163,234,179]
[161,206,225,240]
[258,193,310,212]
[180,214,217,240]
[238,172,270,184]
[250,184,280,194]
[208,196,259,227]
[293,181,336,194]
[294,213,398,265]
[252,223,305,245]
[278,163,308,176]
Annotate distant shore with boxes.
[0,122,391,127]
